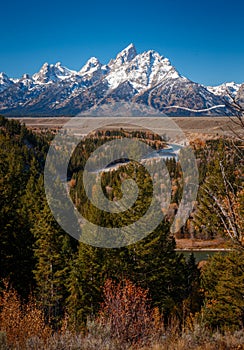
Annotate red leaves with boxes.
[99,279,158,346]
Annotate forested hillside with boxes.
[0,116,243,349]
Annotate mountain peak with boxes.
[0,72,9,80]
[55,62,62,68]
[206,81,241,99]
[79,57,101,75]
[125,43,136,51]
[41,62,49,69]
[21,73,31,80]
[0,72,13,93]
[113,43,137,65]
[32,61,74,83]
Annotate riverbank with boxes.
[175,238,232,263]
[175,237,229,250]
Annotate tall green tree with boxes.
[0,119,46,298]
[201,250,244,330]
[32,199,76,326]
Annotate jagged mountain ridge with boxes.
[206,82,241,101]
[0,44,242,116]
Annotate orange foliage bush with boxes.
[0,282,51,348]
[98,279,162,346]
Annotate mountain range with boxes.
[0,44,243,116]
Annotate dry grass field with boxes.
[10,116,244,140]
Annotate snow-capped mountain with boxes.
[0,73,14,93]
[0,44,241,116]
[206,82,241,100]
[106,46,180,92]
[32,62,77,84]
[236,84,244,107]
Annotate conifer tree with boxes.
[201,250,244,329]
[32,201,76,327]
[0,129,37,297]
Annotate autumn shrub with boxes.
[98,279,162,347]
[0,283,51,349]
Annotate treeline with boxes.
[0,117,243,348]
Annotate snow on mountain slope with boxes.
[0,44,241,116]
[108,43,137,67]
[236,84,244,107]
[134,77,229,116]
[0,72,14,93]
[32,62,77,84]
[106,45,181,91]
[207,82,241,100]
[79,57,101,76]
[78,57,109,86]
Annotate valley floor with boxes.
[8,116,244,140]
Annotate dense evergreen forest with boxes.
[0,116,243,349]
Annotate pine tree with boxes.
[201,250,244,330]
[127,221,193,320]
[32,202,76,327]
[66,243,104,328]
[0,133,35,297]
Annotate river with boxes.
[176,249,229,263]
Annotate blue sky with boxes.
[1,0,244,85]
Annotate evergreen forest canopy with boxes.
[0,116,243,348]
